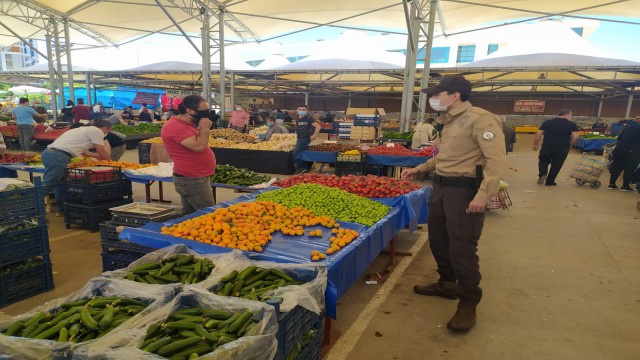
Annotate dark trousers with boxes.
[293,138,312,170]
[538,147,570,184]
[609,146,640,187]
[428,183,485,304]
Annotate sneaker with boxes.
[537,175,547,185]
[413,281,458,299]
[544,182,557,186]
[607,184,618,190]
[620,186,633,192]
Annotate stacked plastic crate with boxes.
[100,204,177,272]
[63,166,133,232]
[335,153,367,176]
[0,178,54,307]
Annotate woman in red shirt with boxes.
[161,95,217,215]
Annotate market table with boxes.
[366,154,430,167]
[297,151,337,164]
[0,163,45,182]
[573,137,616,152]
[119,186,432,319]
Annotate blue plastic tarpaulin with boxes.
[120,187,431,319]
[62,87,164,110]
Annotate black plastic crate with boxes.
[335,154,365,176]
[64,180,133,205]
[0,182,46,224]
[354,115,380,127]
[0,224,50,267]
[64,198,133,232]
[137,142,152,164]
[110,212,179,227]
[100,221,157,254]
[100,249,150,272]
[0,256,54,308]
[65,166,123,185]
[270,302,324,360]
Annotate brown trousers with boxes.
[428,183,485,304]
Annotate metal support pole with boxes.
[201,8,212,107]
[52,20,66,107]
[64,19,75,103]
[597,95,603,117]
[400,2,420,133]
[305,92,309,107]
[625,87,634,118]
[229,71,235,111]
[85,75,91,108]
[218,10,226,115]
[348,94,352,108]
[418,0,438,122]
[45,33,58,121]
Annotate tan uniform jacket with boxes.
[415,101,507,203]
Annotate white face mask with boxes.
[297,111,307,116]
[236,107,242,111]
[429,94,453,112]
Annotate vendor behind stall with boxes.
[264,116,288,141]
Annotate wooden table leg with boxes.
[152,181,172,203]
[321,316,341,356]
[212,186,217,204]
[382,236,413,271]
[145,181,153,203]
[29,172,34,183]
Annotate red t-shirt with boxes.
[161,117,216,177]
[71,105,90,122]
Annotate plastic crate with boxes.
[0,182,46,224]
[335,153,366,176]
[64,180,133,205]
[354,115,380,127]
[65,166,123,185]
[269,301,324,360]
[0,256,54,308]
[0,224,50,267]
[292,326,324,360]
[100,221,157,254]
[138,142,152,164]
[110,212,178,227]
[100,248,148,272]
[64,198,133,232]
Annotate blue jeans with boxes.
[41,149,71,212]
[18,124,34,152]
[293,138,311,170]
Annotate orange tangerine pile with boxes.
[160,201,359,258]
[68,159,154,170]
[327,228,360,254]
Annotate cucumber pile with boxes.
[213,266,304,302]
[210,165,270,186]
[140,307,258,359]
[122,254,214,285]
[2,297,149,342]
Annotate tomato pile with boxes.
[0,153,39,163]
[273,173,420,198]
[0,124,67,139]
[161,200,359,258]
[365,143,420,156]
[0,126,17,137]
[416,146,436,157]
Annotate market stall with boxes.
[573,137,617,152]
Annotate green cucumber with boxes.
[157,336,203,357]
[237,266,257,281]
[143,336,173,352]
[81,308,99,331]
[228,311,253,334]
[219,270,238,283]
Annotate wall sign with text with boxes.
[514,100,545,113]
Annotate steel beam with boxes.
[201,7,212,106]
[64,20,75,104]
[218,9,226,114]
[52,19,66,108]
[418,0,438,122]
[45,33,58,121]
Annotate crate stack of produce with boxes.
[0,178,54,307]
[63,166,133,232]
[335,150,366,176]
[332,121,353,140]
[100,202,177,272]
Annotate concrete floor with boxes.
[1,135,639,360]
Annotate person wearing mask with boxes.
[608,116,640,191]
[92,102,104,119]
[501,116,516,153]
[229,104,249,132]
[532,109,579,186]
[71,98,90,123]
[591,118,608,133]
[121,106,134,121]
[264,116,288,141]
[401,75,506,332]
[42,119,113,215]
[138,104,152,122]
[12,97,47,151]
[61,100,74,122]
[154,108,162,121]
[161,95,216,215]
[411,117,436,149]
[293,104,321,174]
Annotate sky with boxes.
[51,17,640,70]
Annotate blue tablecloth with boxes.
[297,151,337,163]
[574,138,616,152]
[366,154,430,167]
[120,187,431,319]
[0,163,46,174]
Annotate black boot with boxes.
[446,301,477,332]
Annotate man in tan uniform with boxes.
[402,75,507,332]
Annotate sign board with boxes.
[165,90,198,98]
[132,91,161,105]
[514,100,545,113]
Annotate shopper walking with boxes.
[42,119,113,215]
[608,117,640,191]
[532,109,579,186]
[401,75,506,332]
[229,104,249,133]
[293,104,321,174]
[161,95,216,215]
[12,97,47,151]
